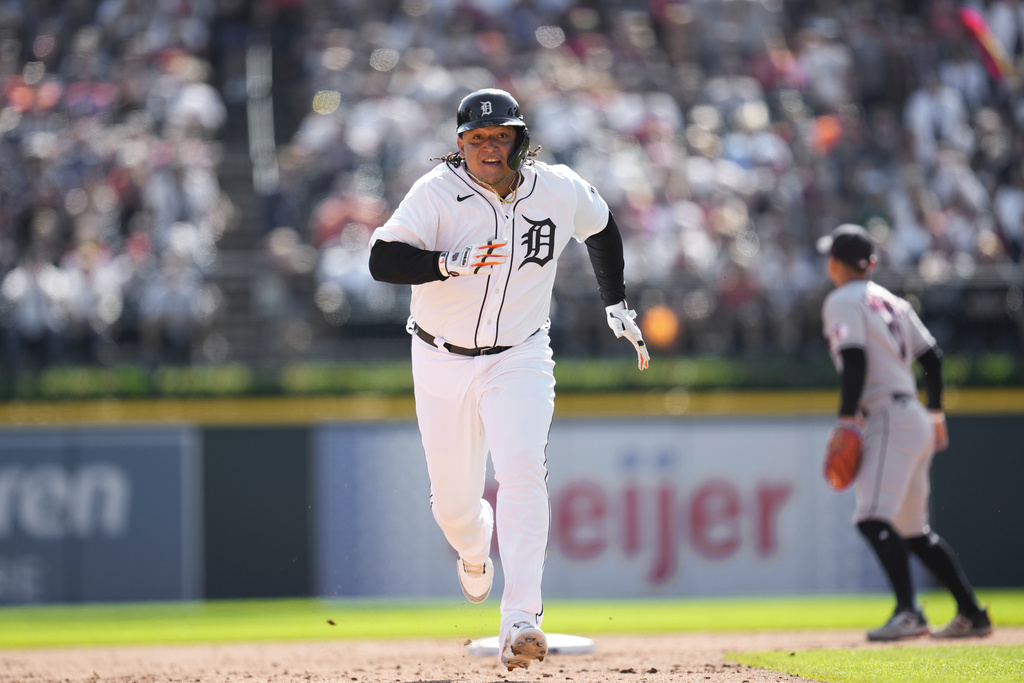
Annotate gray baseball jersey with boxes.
[822,279,938,533]
[823,280,936,405]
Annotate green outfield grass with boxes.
[0,589,1020,649]
[732,645,1024,683]
[1,590,1021,682]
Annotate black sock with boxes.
[907,531,981,617]
[858,519,916,612]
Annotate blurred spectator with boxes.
[994,164,1024,261]
[1,245,66,374]
[112,229,157,349]
[796,21,855,114]
[161,53,227,137]
[61,236,122,365]
[137,247,203,366]
[252,226,317,357]
[903,72,975,170]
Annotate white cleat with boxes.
[501,622,547,671]
[456,556,493,603]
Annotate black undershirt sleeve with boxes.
[368,239,444,285]
[838,347,867,418]
[916,345,944,410]
[584,212,627,307]
[371,211,629,294]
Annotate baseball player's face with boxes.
[827,256,842,287]
[457,125,518,191]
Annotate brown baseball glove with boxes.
[824,421,863,491]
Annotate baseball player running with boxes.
[820,223,992,641]
[367,88,649,670]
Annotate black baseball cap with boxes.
[817,223,876,271]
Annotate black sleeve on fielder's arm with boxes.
[838,347,867,418]
[584,212,627,306]
[368,239,443,284]
[916,345,944,410]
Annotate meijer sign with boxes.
[314,417,889,599]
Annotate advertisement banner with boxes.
[314,423,451,598]
[543,417,883,596]
[0,428,202,604]
[314,417,894,599]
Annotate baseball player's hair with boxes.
[430,145,542,167]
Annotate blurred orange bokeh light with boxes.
[641,305,680,349]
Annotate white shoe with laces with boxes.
[456,556,493,603]
[501,621,547,671]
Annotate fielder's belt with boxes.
[859,392,912,418]
[412,322,513,357]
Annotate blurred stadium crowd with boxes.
[0,0,235,373]
[1,0,1023,376]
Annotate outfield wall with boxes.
[0,392,1020,604]
[313,416,884,599]
[0,427,202,604]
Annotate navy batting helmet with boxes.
[456,88,531,171]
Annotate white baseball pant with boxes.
[411,328,553,644]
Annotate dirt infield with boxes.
[2,628,1021,683]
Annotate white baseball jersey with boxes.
[822,280,936,406]
[369,160,610,349]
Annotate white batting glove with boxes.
[438,240,510,278]
[605,301,650,371]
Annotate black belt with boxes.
[413,323,513,357]
[861,392,913,418]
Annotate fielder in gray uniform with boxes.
[368,88,649,670]
[819,223,992,641]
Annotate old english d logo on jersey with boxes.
[519,216,556,268]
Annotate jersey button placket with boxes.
[481,287,500,342]
[481,215,512,344]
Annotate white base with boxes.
[466,633,596,658]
